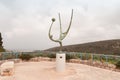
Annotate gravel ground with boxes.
[0,61,120,80]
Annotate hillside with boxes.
[46,39,120,55]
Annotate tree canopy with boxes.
[0,33,5,52]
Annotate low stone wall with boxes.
[0,59,22,64]
[68,59,120,72]
[29,57,119,72]
[1,57,119,73]
[30,57,55,62]
[7,59,22,63]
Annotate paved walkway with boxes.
[0,61,120,80]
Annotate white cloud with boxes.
[0,0,120,51]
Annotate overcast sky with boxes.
[0,0,120,51]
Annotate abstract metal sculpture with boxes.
[48,9,73,51]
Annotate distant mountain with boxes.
[45,39,120,55]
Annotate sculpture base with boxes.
[56,53,66,72]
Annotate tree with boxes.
[0,32,5,52]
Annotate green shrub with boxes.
[115,60,120,69]
[66,54,77,61]
[80,53,89,60]
[93,55,100,61]
[19,54,32,61]
[47,54,56,58]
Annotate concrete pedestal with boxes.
[56,53,66,72]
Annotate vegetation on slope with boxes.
[46,39,120,55]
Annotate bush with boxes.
[47,53,56,58]
[19,54,32,61]
[115,60,120,69]
[80,53,91,60]
[66,54,77,61]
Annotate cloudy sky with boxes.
[0,0,120,51]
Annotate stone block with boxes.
[0,61,14,76]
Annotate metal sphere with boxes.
[52,18,55,22]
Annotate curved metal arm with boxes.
[48,21,61,43]
[48,9,74,51]
[59,9,73,40]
